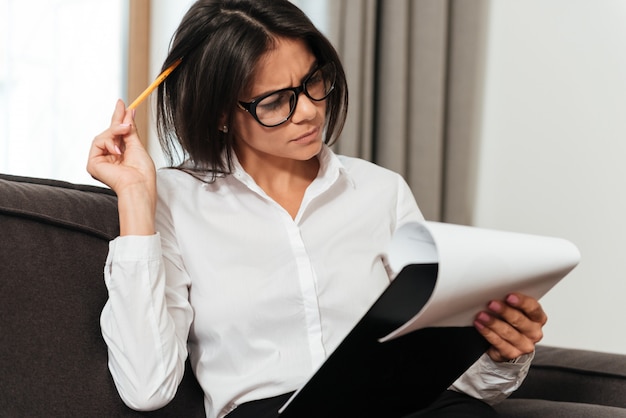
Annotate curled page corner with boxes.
[380,221,581,342]
[387,222,439,273]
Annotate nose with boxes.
[290,92,318,124]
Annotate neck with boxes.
[235,147,320,219]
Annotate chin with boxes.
[298,139,323,160]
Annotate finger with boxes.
[90,119,132,155]
[87,141,121,183]
[122,106,135,126]
[481,311,538,351]
[92,100,132,156]
[116,106,145,149]
[474,313,535,361]
[110,99,126,125]
[89,134,122,159]
[486,299,544,343]
[101,106,136,154]
[505,293,548,326]
[475,318,524,361]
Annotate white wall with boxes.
[475,0,626,354]
[0,0,124,185]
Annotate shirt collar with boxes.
[229,144,355,191]
[315,144,356,190]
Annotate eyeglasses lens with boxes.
[255,91,295,127]
[255,64,335,126]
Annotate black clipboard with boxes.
[277,263,489,418]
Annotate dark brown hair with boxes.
[156,0,348,177]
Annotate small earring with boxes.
[220,125,229,133]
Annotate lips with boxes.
[291,127,320,142]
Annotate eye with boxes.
[306,70,324,87]
[257,91,293,112]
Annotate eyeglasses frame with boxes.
[237,63,336,128]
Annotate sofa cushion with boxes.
[496,399,626,418]
[511,345,626,409]
[0,174,204,417]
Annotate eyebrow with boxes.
[247,61,319,100]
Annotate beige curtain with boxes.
[325,0,489,224]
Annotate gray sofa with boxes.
[1,173,625,417]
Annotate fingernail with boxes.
[488,301,501,312]
[474,320,485,330]
[119,123,131,128]
[477,312,490,323]
[131,109,136,120]
[506,294,520,305]
[114,145,122,155]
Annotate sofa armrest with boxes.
[510,345,626,408]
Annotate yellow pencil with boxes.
[128,58,182,110]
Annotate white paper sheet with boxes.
[381,221,581,342]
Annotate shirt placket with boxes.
[283,218,326,367]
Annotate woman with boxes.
[87,1,546,417]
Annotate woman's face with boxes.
[232,38,327,167]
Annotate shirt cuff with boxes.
[108,233,162,262]
[449,351,535,405]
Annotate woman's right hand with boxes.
[87,99,155,193]
[87,100,157,235]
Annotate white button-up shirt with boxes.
[101,146,530,418]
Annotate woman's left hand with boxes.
[474,292,548,362]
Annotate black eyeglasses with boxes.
[237,62,336,128]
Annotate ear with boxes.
[218,114,229,133]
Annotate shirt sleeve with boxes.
[100,233,193,411]
[395,174,425,227]
[449,352,534,405]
